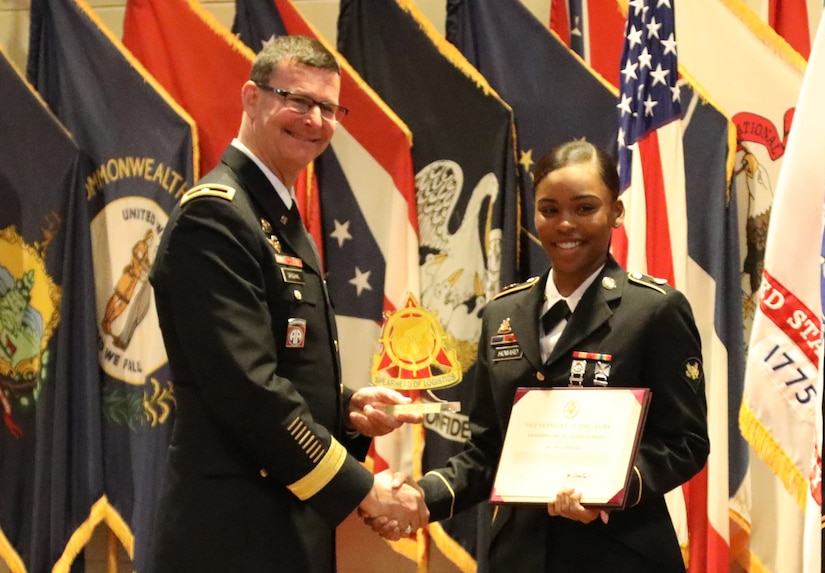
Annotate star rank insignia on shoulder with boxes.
[493,276,540,300]
[627,271,668,295]
[180,183,236,206]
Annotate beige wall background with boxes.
[0,0,770,73]
[0,0,555,73]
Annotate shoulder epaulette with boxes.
[492,276,540,300]
[180,183,236,206]
[627,271,667,295]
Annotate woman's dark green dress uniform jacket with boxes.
[420,257,709,573]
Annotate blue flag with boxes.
[27,0,197,568]
[680,83,747,570]
[0,47,100,572]
[339,0,519,568]
[232,0,287,50]
[445,0,618,279]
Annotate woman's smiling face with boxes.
[533,159,624,295]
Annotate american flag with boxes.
[615,1,708,568]
[615,0,686,288]
[617,0,681,191]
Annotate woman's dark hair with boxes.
[532,140,620,199]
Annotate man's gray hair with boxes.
[250,35,340,84]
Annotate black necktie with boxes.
[289,201,321,268]
[541,300,571,334]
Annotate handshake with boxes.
[358,470,429,541]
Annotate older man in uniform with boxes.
[147,35,427,572]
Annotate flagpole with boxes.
[106,528,119,573]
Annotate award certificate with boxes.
[490,387,650,509]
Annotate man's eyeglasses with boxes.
[255,83,348,123]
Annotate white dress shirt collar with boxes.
[542,264,605,316]
[231,138,294,209]
[539,264,605,363]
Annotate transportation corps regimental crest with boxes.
[0,223,60,437]
[371,294,462,391]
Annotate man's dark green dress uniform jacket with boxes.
[419,257,710,573]
[147,146,373,572]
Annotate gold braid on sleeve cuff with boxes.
[425,470,456,519]
[287,437,347,500]
[632,466,643,507]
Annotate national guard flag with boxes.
[339,1,519,569]
[0,47,99,573]
[27,0,197,569]
[680,82,745,573]
[445,0,618,285]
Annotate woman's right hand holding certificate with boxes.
[547,488,610,524]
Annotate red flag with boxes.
[548,0,625,88]
[769,0,814,58]
[549,0,572,46]
[123,0,254,175]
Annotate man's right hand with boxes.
[358,470,429,541]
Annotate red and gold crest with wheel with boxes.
[371,294,462,390]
